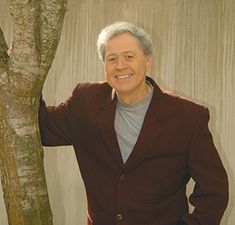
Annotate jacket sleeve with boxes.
[182,108,228,225]
[38,85,81,146]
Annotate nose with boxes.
[116,57,127,70]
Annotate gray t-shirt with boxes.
[114,85,154,163]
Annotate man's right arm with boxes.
[38,97,74,146]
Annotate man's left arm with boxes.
[183,108,229,225]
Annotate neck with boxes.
[117,82,152,105]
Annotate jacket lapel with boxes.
[96,89,124,168]
[125,79,167,168]
[96,78,167,169]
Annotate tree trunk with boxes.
[0,0,66,224]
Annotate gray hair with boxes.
[97,21,153,61]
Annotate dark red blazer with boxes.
[39,77,228,225]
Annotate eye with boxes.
[106,56,116,63]
[126,55,134,60]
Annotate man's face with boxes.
[104,32,152,103]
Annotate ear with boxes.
[145,54,153,73]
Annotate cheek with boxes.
[134,63,147,74]
[104,67,113,84]
[104,66,117,82]
[104,64,112,75]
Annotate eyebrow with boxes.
[106,51,136,58]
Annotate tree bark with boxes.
[0,0,66,224]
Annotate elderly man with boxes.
[39,21,228,225]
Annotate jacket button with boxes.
[120,174,126,181]
[116,213,123,221]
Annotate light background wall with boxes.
[0,0,234,224]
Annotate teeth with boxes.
[115,74,132,79]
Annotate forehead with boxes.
[105,33,143,55]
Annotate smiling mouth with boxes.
[114,74,133,79]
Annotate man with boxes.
[39,22,228,225]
